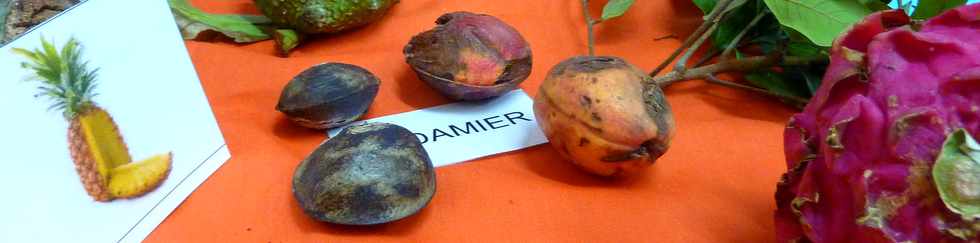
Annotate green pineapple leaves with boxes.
[934,129,980,220]
[601,0,635,21]
[12,37,98,119]
[168,0,271,43]
[762,0,872,47]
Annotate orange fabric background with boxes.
[146,0,798,242]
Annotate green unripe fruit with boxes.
[254,0,399,34]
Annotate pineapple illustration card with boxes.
[0,0,230,242]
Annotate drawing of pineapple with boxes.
[13,37,172,202]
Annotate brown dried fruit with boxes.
[292,122,436,225]
[276,63,380,129]
[533,56,675,176]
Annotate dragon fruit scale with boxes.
[776,4,980,243]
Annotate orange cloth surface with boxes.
[146,1,798,242]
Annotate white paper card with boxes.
[0,0,230,242]
[329,90,549,167]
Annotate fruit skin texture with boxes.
[292,122,436,225]
[776,5,980,243]
[533,56,674,176]
[108,153,173,199]
[404,11,532,100]
[276,63,380,129]
[253,0,398,34]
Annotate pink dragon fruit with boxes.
[776,4,980,243]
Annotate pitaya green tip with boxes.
[776,4,980,243]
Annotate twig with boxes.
[692,47,724,68]
[704,75,808,104]
[582,0,599,56]
[720,11,766,60]
[673,22,719,73]
[649,0,734,76]
[650,55,826,87]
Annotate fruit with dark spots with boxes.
[292,123,436,225]
[533,56,675,176]
[276,63,380,129]
[404,11,532,100]
[253,0,399,34]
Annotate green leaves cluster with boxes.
[692,0,828,106]
[683,0,971,107]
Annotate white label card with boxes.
[328,90,549,167]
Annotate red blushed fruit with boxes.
[533,56,675,176]
[404,11,532,100]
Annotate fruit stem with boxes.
[581,0,599,56]
[649,54,826,87]
[673,21,719,73]
[649,0,734,76]
[720,11,767,60]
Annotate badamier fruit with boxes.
[776,4,980,242]
[276,62,381,129]
[14,38,172,201]
[404,11,533,100]
[533,56,675,176]
[293,123,435,225]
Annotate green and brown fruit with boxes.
[277,63,381,129]
[13,37,172,201]
[533,56,675,176]
[293,122,436,225]
[254,0,399,34]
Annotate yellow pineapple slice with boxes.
[108,153,172,198]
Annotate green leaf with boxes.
[787,41,826,59]
[692,0,716,13]
[745,71,809,100]
[912,0,967,19]
[168,0,272,43]
[858,0,892,11]
[601,0,635,21]
[762,0,872,46]
[710,0,757,48]
[933,129,980,220]
[691,0,749,19]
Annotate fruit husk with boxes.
[404,11,532,100]
[292,123,436,225]
[276,63,380,129]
